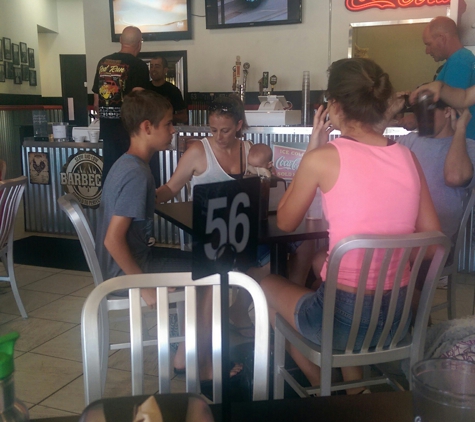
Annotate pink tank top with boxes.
[321,137,420,290]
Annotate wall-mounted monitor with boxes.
[109,0,192,42]
[205,0,302,30]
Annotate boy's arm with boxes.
[104,215,157,308]
[444,108,474,187]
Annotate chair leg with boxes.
[99,303,110,395]
[447,274,457,320]
[273,326,286,400]
[5,246,28,319]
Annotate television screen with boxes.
[205,0,302,29]
[109,0,192,42]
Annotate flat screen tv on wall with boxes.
[109,0,192,42]
[205,0,302,30]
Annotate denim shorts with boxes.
[294,283,411,352]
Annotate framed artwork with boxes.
[12,43,19,65]
[28,152,50,185]
[28,48,35,68]
[0,39,3,61]
[0,63,5,82]
[21,64,29,81]
[29,69,37,86]
[13,66,22,84]
[3,37,11,60]
[5,61,13,79]
[20,42,27,64]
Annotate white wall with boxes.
[0,0,85,96]
[83,0,453,95]
[330,2,449,63]
[83,0,330,93]
[0,0,57,95]
[39,0,86,97]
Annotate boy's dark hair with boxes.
[327,58,393,126]
[208,95,249,138]
[121,89,172,137]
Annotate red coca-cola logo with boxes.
[274,156,301,171]
[272,145,305,181]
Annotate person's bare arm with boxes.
[173,109,188,124]
[93,93,99,115]
[155,142,205,204]
[104,215,156,307]
[410,81,475,109]
[277,145,336,231]
[411,152,442,260]
[374,91,407,134]
[444,108,474,187]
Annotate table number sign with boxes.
[192,177,260,280]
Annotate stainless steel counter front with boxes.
[21,126,411,243]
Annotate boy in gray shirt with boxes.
[95,90,175,308]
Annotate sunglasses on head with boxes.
[209,102,234,112]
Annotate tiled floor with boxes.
[0,261,474,419]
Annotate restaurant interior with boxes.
[2,0,475,420]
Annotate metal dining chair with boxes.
[431,188,475,319]
[81,271,270,405]
[0,176,28,319]
[273,231,450,398]
[57,193,185,392]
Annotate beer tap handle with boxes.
[232,66,237,93]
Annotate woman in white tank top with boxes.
[156,96,252,204]
[155,96,255,389]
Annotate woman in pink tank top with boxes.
[261,58,441,394]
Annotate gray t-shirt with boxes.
[95,153,155,281]
[397,132,475,239]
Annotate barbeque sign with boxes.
[60,151,103,208]
[192,178,260,280]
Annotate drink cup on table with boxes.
[412,359,475,422]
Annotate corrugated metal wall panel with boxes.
[22,141,100,235]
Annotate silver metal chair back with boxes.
[432,187,475,318]
[274,231,450,397]
[0,176,27,318]
[81,271,269,405]
[58,194,185,393]
[57,194,103,286]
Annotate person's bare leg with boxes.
[197,286,213,380]
[310,247,328,290]
[341,366,365,394]
[228,264,270,337]
[261,274,323,387]
[288,240,315,286]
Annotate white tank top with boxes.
[190,138,252,189]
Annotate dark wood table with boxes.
[33,391,413,422]
[155,201,329,275]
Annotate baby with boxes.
[246,143,274,178]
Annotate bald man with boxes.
[92,26,150,184]
[423,16,475,138]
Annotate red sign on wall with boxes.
[273,144,305,181]
[346,0,449,11]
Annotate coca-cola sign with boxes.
[273,144,305,181]
[346,0,449,11]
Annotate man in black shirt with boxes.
[147,56,188,124]
[92,26,149,184]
